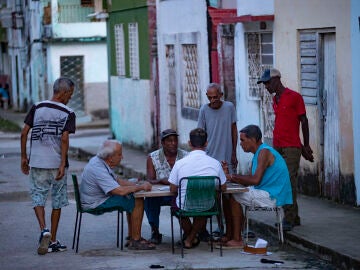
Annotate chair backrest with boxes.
[179,176,220,212]
[72,174,83,213]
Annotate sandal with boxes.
[128,238,156,250]
[125,236,131,247]
[183,236,200,249]
[212,236,229,245]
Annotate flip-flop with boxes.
[125,236,131,247]
[215,243,244,249]
[183,236,200,249]
[192,236,200,248]
[128,238,156,250]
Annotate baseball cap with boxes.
[257,68,281,84]
[161,129,179,140]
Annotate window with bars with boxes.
[128,23,140,79]
[246,32,274,139]
[246,32,273,100]
[114,24,125,77]
[60,55,85,115]
[182,44,200,109]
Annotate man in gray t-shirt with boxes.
[197,83,238,240]
[197,83,238,173]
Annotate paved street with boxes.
[0,129,338,269]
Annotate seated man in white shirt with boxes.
[169,128,227,249]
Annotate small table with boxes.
[134,183,248,198]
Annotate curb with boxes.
[249,219,360,270]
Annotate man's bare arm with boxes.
[231,122,238,170]
[299,114,314,162]
[20,124,31,175]
[146,155,170,185]
[55,131,69,180]
[228,149,273,186]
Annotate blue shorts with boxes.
[29,167,69,209]
[94,194,135,213]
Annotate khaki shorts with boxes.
[233,188,276,208]
[29,167,69,209]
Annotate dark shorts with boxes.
[94,194,135,213]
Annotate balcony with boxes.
[58,3,94,23]
[50,1,106,39]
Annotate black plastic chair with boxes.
[170,176,223,258]
[71,174,125,253]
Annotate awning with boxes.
[221,14,274,24]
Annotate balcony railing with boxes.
[58,3,94,23]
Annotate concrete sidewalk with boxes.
[1,108,359,269]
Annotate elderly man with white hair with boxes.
[80,140,155,250]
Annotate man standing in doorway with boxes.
[257,68,314,231]
[21,77,76,254]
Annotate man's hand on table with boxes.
[139,181,152,191]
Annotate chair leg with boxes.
[209,217,213,252]
[170,211,175,254]
[120,211,124,250]
[72,211,79,250]
[245,206,249,244]
[117,210,120,248]
[179,215,184,258]
[217,214,223,257]
[277,209,284,243]
[76,213,83,253]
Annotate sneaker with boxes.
[48,240,67,253]
[37,229,51,255]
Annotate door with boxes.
[219,24,236,107]
[320,33,339,199]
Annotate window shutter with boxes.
[299,31,318,105]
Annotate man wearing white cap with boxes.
[257,68,314,231]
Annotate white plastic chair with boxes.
[244,206,284,243]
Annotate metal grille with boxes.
[166,45,177,129]
[182,44,200,109]
[246,32,274,139]
[247,32,273,99]
[58,0,94,23]
[128,23,139,79]
[114,24,125,77]
[60,55,85,116]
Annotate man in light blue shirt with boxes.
[221,125,292,249]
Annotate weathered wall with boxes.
[235,0,274,174]
[275,0,354,203]
[109,77,153,149]
[351,0,360,205]
[106,2,155,149]
[46,42,108,116]
[156,0,210,145]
